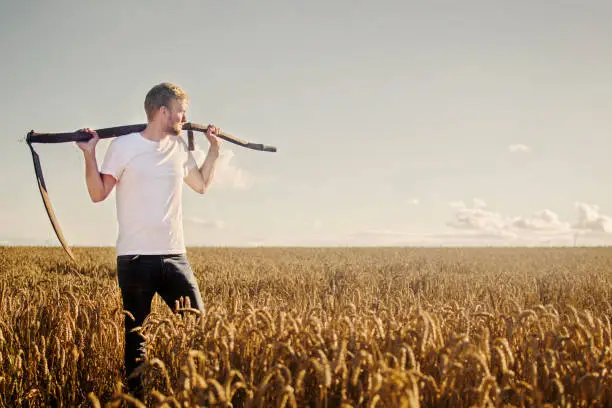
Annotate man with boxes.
[75,82,220,399]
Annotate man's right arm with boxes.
[76,128,117,203]
[83,151,116,202]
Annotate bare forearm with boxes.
[83,152,105,202]
[198,146,220,190]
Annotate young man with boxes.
[76,82,220,399]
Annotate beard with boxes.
[167,122,182,136]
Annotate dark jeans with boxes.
[116,253,205,399]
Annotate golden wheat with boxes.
[0,246,611,407]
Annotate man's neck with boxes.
[140,122,170,142]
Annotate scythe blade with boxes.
[27,141,76,262]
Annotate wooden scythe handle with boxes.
[26,122,277,153]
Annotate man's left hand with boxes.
[205,124,221,150]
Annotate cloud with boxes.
[192,148,254,190]
[185,217,225,229]
[446,199,513,237]
[511,209,571,233]
[508,144,531,153]
[407,198,420,205]
[445,199,576,243]
[573,202,612,233]
[231,201,612,247]
[444,199,612,245]
[181,201,612,247]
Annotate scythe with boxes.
[25,122,276,262]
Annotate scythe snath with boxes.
[25,122,277,262]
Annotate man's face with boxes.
[163,98,188,136]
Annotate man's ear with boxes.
[155,105,169,121]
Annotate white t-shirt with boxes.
[100,132,198,256]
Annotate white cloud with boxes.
[187,201,612,247]
[445,199,577,243]
[408,198,420,205]
[227,201,612,247]
[446,199,511,236]
[573,202,612,233]
[446,212,516,238]
[351,201,612,246]
[192,148,254,190]
[511,209,571,233]
[508,144,531,153]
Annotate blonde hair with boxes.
[144,82,189,121]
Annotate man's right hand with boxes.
[76,128,99,154]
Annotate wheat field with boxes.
[0,246,610,407]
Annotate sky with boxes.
[1,0,612,247]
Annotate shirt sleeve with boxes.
[100,139,127,181]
